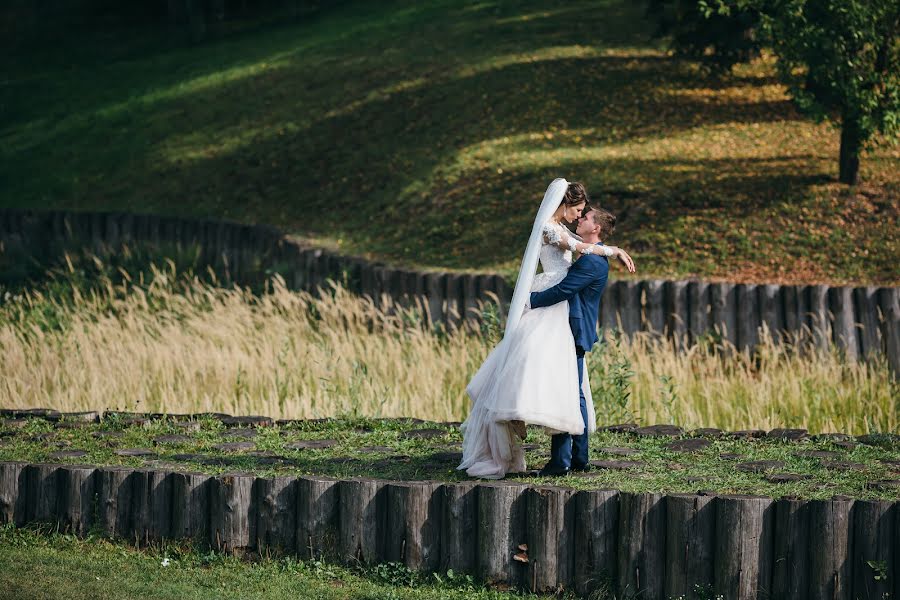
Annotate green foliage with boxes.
[706,0,900,182]
[591,331,637,425]
[645,0,763,73]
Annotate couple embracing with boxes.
[458,178,635,479]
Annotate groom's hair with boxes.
[563,182,590,206]
[585,205,616,239]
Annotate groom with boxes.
[530,203,620,476]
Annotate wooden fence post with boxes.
[666,280,689,344]
[617,492,666,599]
[854,287,883,360]
[710,282,737,348]
[0,462,28,526]
[526,485,576,592]
[714,494,775,600]
[171,471,212,544]
[601,280,619,333]
[665,493,715,599]
[210,473,256,555]
[58,465,97,537]
[808,497,854,600]
[772,497,810,600]
[477,482,528,588]
[385,481,442,572]
[759,283,782,343]
[851,499,895,600]
[808,285,831,353]
[573,489,619,597]
[98,467,136,539]
[440,482,478,574]
[736,284,760,353]
[687,281,710,344]
[877,288,900,375]
[618,280,642,338]
[829,286,859,361]
[338,478,386,565]
[255,476,297,555]
[296,475,339,561]
[25,463,62,525]
[644,280,666,335]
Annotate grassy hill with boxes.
[2,0,898,285]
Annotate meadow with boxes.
[2,0,898,285]
[0,525,549,600]
[1,258,895,435]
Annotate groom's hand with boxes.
[607,246,636,273]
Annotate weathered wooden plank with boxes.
[665,493,715,599]
[687,281,710,343]
[338,478,385,565]
[619,280,642,338]
[736,284,760,353]
[0,462,28,526]
[771,497,810,600]
[426,273,447,326]
[25,463,62,525]
[297,475,339,561]
[808,284,830,352]
[617,492,665,600]
[854,286,883,360]
[782,285,801,341]
[877,288,900,375]
[643,280,666,335]
[385,481,442,572]
[601,280,620,333]
[210,473,256,555]
[171,471,212,544]
[477,482,528,588]
[255,476,297,554]
[58,465,97,537]
[573,489,618,597]
[808,497,854,600]
[714,494,774,600]
[710,282,737,348]
[759,283,782,343]
[829,286,859,361]
[851,499,895,600]
[526,485,576,592]
[440,482,478,574]
[444,274,463,329]
[98,467,135,539]
[666,280,689,343]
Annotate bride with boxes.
[457,178,633,479]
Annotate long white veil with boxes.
[504,177,568,336]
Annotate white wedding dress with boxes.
[457,219,597,479]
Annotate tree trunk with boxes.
[839,115,861,185]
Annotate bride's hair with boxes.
[562,182,589,206]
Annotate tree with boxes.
[708,0,900,184]
[646,0,763,74]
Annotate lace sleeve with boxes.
[541,222,562,246]
[543,222,614,257]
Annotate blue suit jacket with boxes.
[529,250,609,353]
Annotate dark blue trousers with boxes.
[548,353,589,470]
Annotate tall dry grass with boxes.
[0,261,895,434]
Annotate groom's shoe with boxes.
[538,463,569,477]
[570,463,592,473]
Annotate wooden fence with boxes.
[1,460,898,599]
[1,208,897,372]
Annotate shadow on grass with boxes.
[4,0,896,282]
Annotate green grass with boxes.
[2,415,898,500]
[0,525,557,600]
[2,0,897,285]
